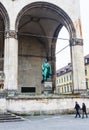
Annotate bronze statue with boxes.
[41,59,52,82]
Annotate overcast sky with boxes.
[56,0,89,70]
[80,0,89,56]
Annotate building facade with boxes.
[85,54,89,90]
[0,0,86,94]
[56,54,89,94]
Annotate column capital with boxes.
[70,38,83,46]
[4,30,18,39]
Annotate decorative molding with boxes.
[70,38,83,46]
[5,30,17,39]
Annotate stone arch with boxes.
[0,3,10,90]
[15,1,77,93]
[15,2,76,41]
[15,2,76,65]
[15,2,77,59]
[0,2,10,31]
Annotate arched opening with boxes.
[56,27,72,94]
[15,2,76,94]
[0,13,4,71]
[0,2,10,91]
[56,26,70,70]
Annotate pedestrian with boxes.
[74,101,81,118]
[81,103,88,118]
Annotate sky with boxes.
[56,0,89,70]
[80,0,89,56]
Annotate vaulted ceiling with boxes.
[18,7,63,44]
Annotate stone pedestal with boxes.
[43,81,52,94]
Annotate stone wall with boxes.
[18,36,45,93]
[4,96,89,115]
[0,98,6,113]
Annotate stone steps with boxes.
[0,113,24,122]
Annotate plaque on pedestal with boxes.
[43,81,52,94]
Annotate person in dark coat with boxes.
[74,101,81,118]
[81,103,88,118]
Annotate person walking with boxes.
[81,103,88,118]
[74,101,81,118]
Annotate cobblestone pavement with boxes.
[0,114,89,130]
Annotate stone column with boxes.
[70,38,86,93]
[51,44,56,93]
[4,30,18,90]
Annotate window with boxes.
[64,77,65,82]
[70,85,72,92]
[61,77,63,83]
[67,75,68,81]
[70,74,72,80]
[67,85,69,92]
[56,80,58,84]
[64,86,66,93]
[86,79,88,89]
[85,68,87,76]
[59,79,60,83]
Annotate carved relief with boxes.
[5,30,17,39]
[70,38,83,46]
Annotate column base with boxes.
[73,89,87,95]
[3,89,18,97]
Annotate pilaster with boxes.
[4,30,18,90]
[70,38,86,94]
